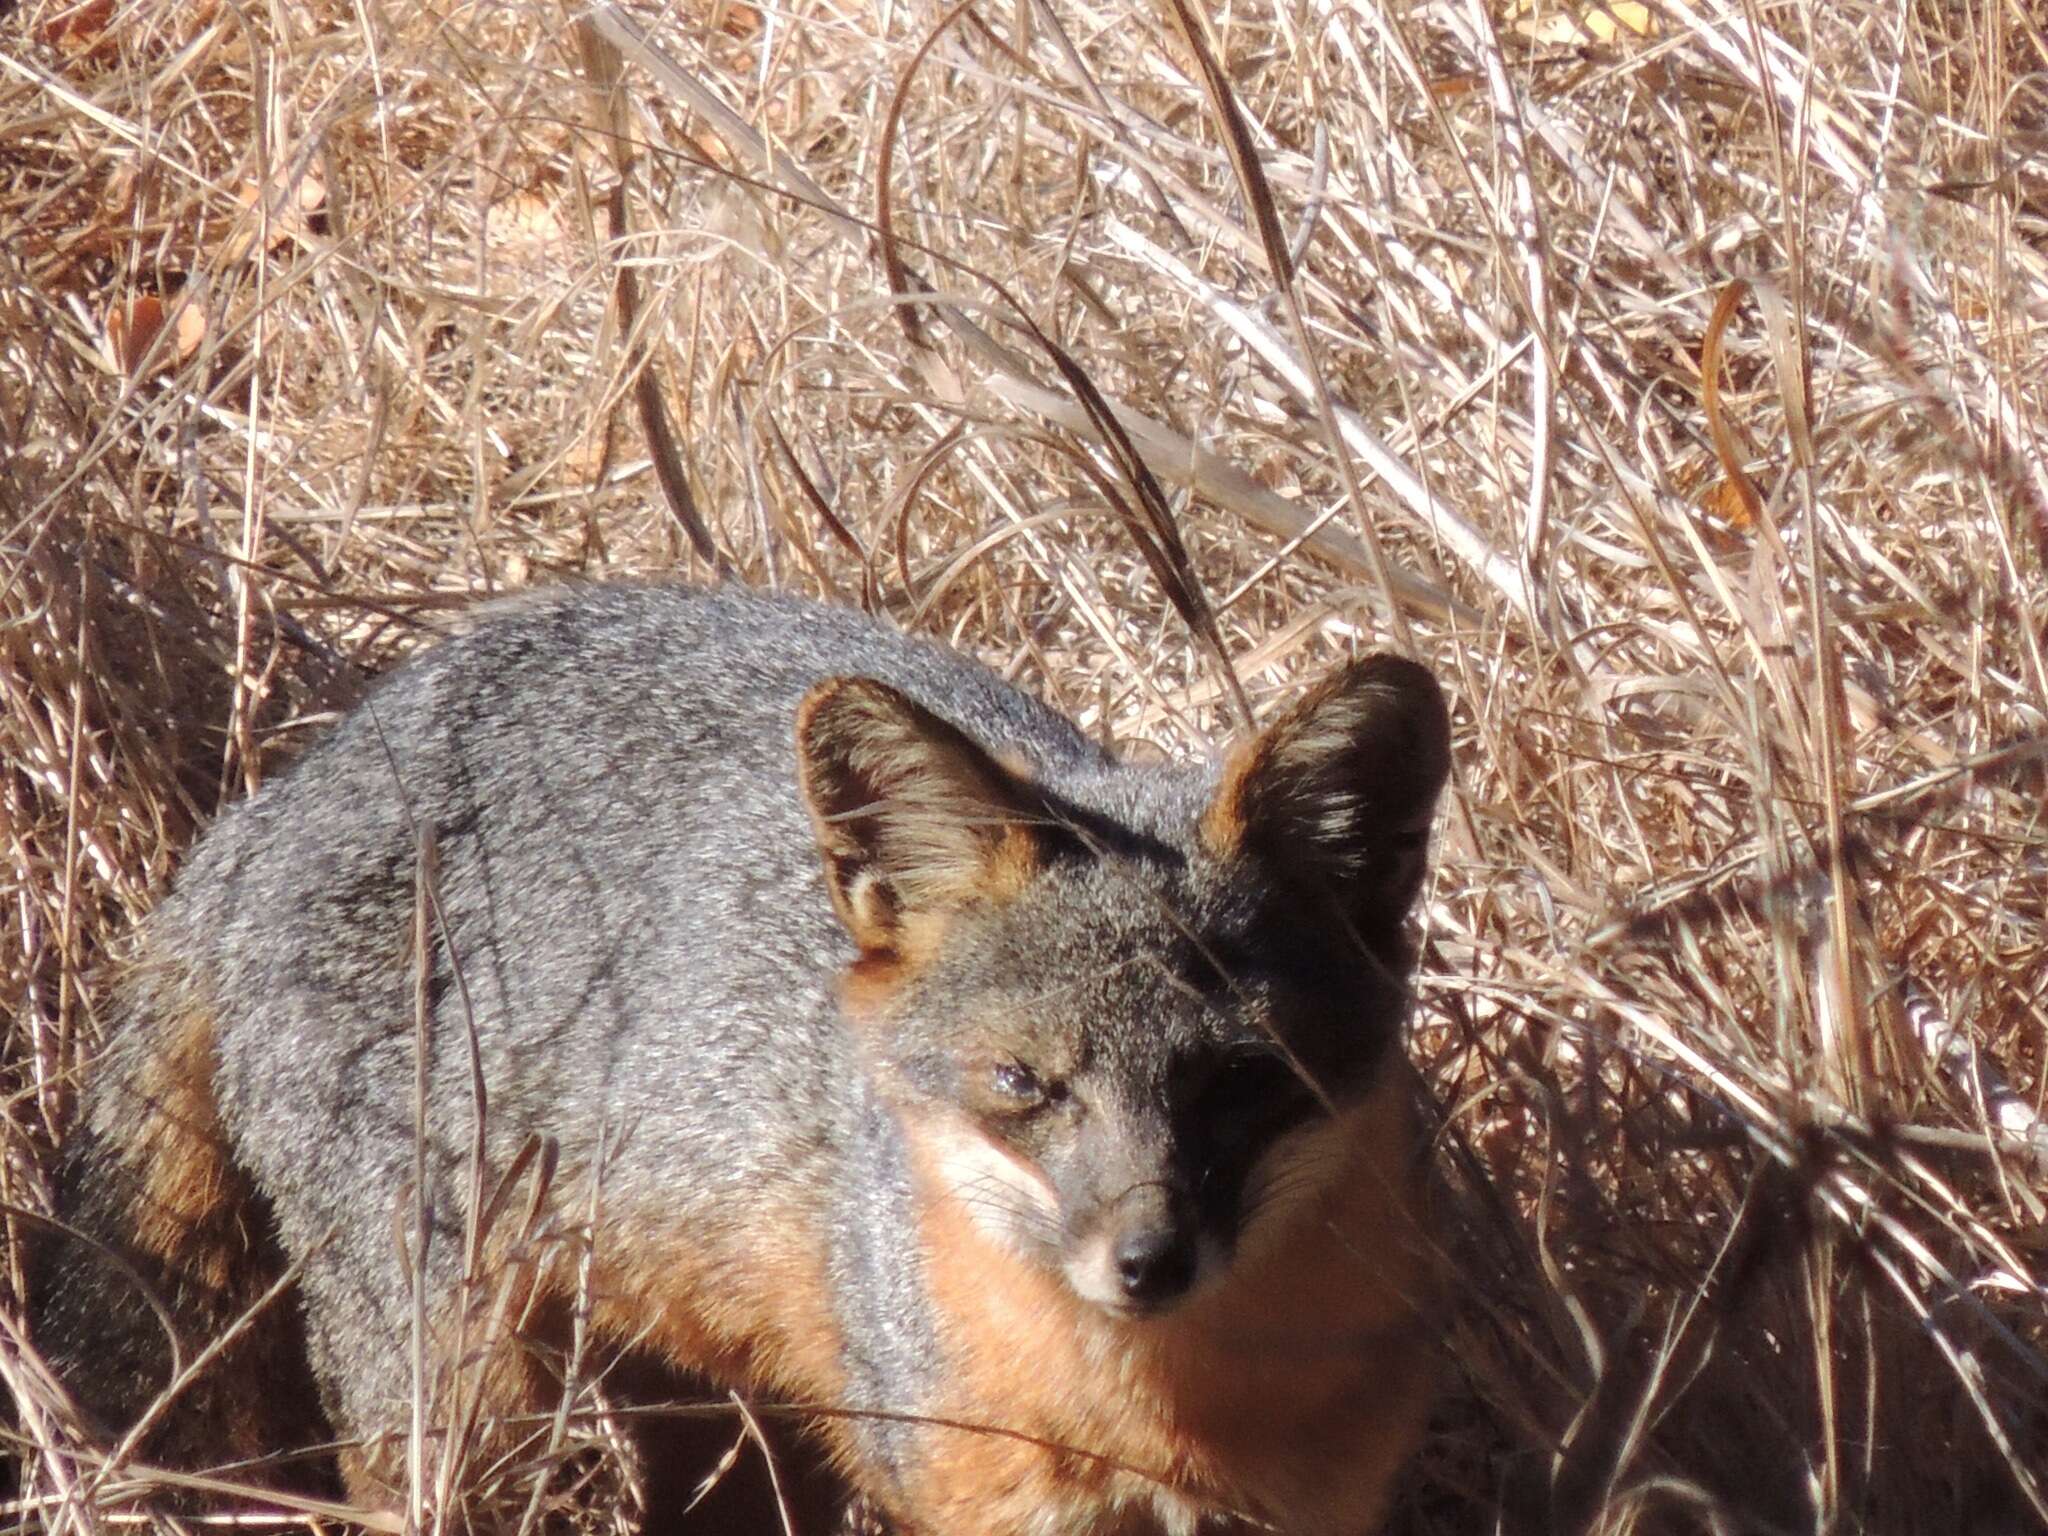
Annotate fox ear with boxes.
[796,678,1046,954]
[1202,655,1450,939]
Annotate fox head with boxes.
[795,656,1449,1320]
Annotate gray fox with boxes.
[34,582,1450,1534]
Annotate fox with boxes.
[32,580,1450,1535]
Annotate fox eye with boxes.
[990,1061,1064,1109]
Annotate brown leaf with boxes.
[103,295,163,375]
[171,296,207,362]
[1700,279,1765,533]
[1700,476,1757,534]
[37,0,115,56]
[103,293,204,376]
[714,0,761,38]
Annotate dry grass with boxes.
[4,0,2047,1529]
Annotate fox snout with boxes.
[1064,1183,1205,1318]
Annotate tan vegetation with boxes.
[4,0,2046,1529]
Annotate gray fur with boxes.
[38,580,1451,1524]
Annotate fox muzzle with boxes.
[1065,1183,1200,1317]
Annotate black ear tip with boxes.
[1341,651,1444,700]
[796,677,921,762]
[800,675,905,726]
[1337,652,1451,758]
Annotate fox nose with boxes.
[1114,1221,1197,1309]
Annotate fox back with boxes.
[34,583,1450,1535]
